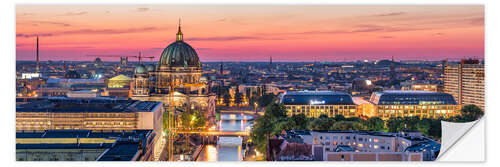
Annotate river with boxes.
[197,113,254,161]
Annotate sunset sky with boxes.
[16,5,484,62]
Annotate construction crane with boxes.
[131,52,155,64]
[86,52,155,63]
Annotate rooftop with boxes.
[16,130,152,161]
[280,91,355,105]
[16,97,161,113]
[370,90,457,105]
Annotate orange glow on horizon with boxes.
[16,5,484,62]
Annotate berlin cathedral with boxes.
[131,23,216,127]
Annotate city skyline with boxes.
[16,5,484,62]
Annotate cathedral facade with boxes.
[131,24,216,128]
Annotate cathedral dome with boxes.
[157,24,201,69]
[135,64,146,74]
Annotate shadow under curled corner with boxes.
[437,118,483,161]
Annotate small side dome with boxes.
[135,64,146,74]
[146,64,155,72]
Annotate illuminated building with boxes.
[16,97,163,132]
[104,74,132,97]
[131,22,216,127]
[366,91,461,119]
[279,130,438,161]
[16,130,157,161]
[401,82,438,92]
[107,74,131,88]
[444,59,485,111]
[42,78,106,97]
[411,84,438,92]
[279,91,357,118]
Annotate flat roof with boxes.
[280,91,355,105]
[16,130,152,139]
[370,91,456,105]
[16,97,161,113]
[16,130,152,161]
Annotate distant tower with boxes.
[36,36,40,73]
[269,56,273,72]
[120,57,128,66]
[220,61,224,75]
[390,56,396,81]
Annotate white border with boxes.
[3,0,497,167]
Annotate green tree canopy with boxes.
[459,104,484,122]
[264,103,287,120]
[365,117,385,131]
[290,113,308,130]
[331,121,367,131]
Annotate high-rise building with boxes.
[444,59,485,111]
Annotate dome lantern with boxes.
[157,20,201,69]
[176,18,183,42]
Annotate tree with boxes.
[250,114,276,155]
[264,103,287,120]
[459,104,484,122]
[276,117,295,131]
[331,121,367,131]
[191,110,206,129]
[258,93,277,107]
[365,117,384,131]
[290,113,308,130]
[427,118,443,139]
[307,117,334,130]
[334,115,346,122]
[386,117,405,132]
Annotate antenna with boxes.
[36,36,40,73]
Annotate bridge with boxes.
[220,110,264,116]
[176,130,250,136]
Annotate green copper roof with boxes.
[135,64,146,74]
[158,41,201,68]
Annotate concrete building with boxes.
[16,97,163,133]
[16,130,158,161]
[278,130,439,161]
[444,59,485,111]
